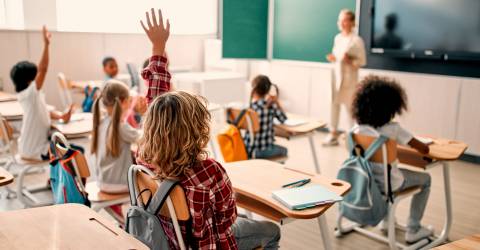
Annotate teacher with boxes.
[323,9,366,146]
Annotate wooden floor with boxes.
[1,133,479,250]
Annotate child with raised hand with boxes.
[10,26,74,160]
[245,75,288,159]
[137,9,281,249]
[351,75,432,243]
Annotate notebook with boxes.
[274,118,307,127]
[272,184,342,210]
[416,136,434,145]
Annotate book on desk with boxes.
[272,184,343,210]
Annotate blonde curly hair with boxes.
[137,91,211,179]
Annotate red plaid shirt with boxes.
[159,159,238,250]
[141,57,238,249]
[141,55,171,104]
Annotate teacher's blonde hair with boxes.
[340,9,355,22]
[137,91,211,179]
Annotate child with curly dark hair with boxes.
[351,75,433,243]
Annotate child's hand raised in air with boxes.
[42,25,51,46]
[133,96,148,114]
[140,8,170,56]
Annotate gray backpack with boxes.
[337,132,393,226]
[125,166,179,250]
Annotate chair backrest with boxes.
[0,113,15,157]
[227,107,260,133]
[51,132,90,179]
[57,73,73,109]
[129,165,189,250]
[352,133,397,164]
[135,169,190,221]
[126,63,140,91]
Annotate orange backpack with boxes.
[217,109,248,162]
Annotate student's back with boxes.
[351,75,433,243]
[91,80,140,193]
[245,75,287,159]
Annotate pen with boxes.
[282,178,311,188]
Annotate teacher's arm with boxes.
[351,38,367,69]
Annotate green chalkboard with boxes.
[273,0,356,62]
[222,0,269,59]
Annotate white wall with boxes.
[0,29,214,109]
[248,60,480,155]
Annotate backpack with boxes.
[82,86,99,112]
[337,132,393,226]
[125,167,180,250]
[217,109,249,162]
[48,142,89,206]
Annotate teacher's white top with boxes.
[331,33,366,104]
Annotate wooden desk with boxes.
[275,113,327,174]
[70,80,103,90]
[225,159,350,250]
[0,204,147,249]
[0,91,17,102]
[52,113,93,139]
[0,101,23,121]
[434,234,480,250]
[397,137,468,249]
[0,167,14,186]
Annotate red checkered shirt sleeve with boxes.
[141,55,171,104]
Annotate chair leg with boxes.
[335,214,359,238]
[16,164,52,208]
[388,203,399,250]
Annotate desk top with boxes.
[224,159,350,221]
[398,137,468,168]
[71,80,103,90]
[0,204,148,250]
[0,101,23,120]
[52,113,93,138]
[433,234,480,250]
[0,91,17,102]
[0,167,14,186]
[275,113,326,138]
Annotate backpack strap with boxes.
[89,86,99,98]
[227,108,248,127]
[346,132,355,154]
[363,135,389,161]
[146,179,179,215]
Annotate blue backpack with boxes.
[337,132,393,226]
[82,86,99,112]
[49,142,89,206]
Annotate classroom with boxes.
[0,0,479,249]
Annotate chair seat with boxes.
[394,186,422,198]
[85,182,129,202]
[14,155,48,166]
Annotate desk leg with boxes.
[421,162,452,249]
[317,216,333,250]
[308,135,321,174]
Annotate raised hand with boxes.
[42,25,51,46]
[140,8,170,56]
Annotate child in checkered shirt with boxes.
[245,75,288,159]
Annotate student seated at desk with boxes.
[351,75,432,243]
[10,26,74,160]
[90,80,141,216]
[244,75,288,159]
[137,9,281,249]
